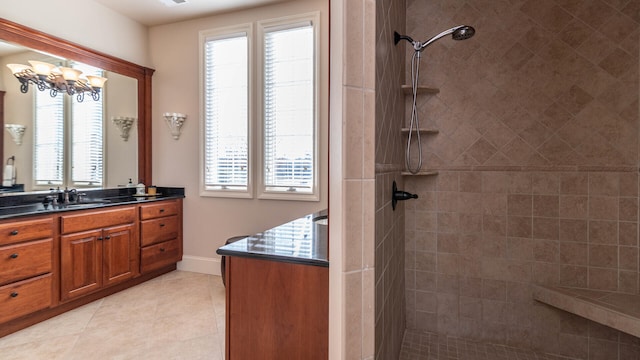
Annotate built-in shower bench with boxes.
[533,285,640,338]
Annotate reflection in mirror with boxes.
[0,40,138,192]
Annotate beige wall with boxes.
[148,0,328,271]
[0,0,150,67]
[403,1,640,358]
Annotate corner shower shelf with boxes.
[533,285,640,338]
[400,128,439,134]
[401,85,439,95]
[401,170,438,176]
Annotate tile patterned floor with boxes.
[0,271,225,360]
[399,330,579,360]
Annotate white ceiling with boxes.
[93,0,294,26]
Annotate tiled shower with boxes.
[374,0,640,359]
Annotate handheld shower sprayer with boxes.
[394,25,475,52]
[394,25,475,174]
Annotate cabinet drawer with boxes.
[0,274,52,323]
[61,207,136,234]
[139,201,179,220]
[140,215,179,247]
[0,218,53,246]
[140,239,181,273]
[0,239,52,285]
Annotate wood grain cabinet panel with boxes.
[0,274,52,323]
[0,239,52,286]
[140,215,179,247]
[226,256,328,360]
[60,213,138,302]
[0,217,53,246]
[139,199,182,274]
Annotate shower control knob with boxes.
[391,180,418,210]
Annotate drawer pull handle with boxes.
[97,237,103,241]
[10,292,18,298]
[159,223,165,227]
[159,248,166,252]
[9,230,18,236]
[159,209,165,213]
[9,253,18,259]
[105,236,111,240]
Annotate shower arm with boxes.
[419,25,465,50]
[394,25,467,52]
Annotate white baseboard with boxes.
[177,255,221,276]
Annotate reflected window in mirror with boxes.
[34,62,104,188]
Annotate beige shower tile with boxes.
[344,0,363,87]
[589,196,619,220]
[533,217,559,240]
[344,88,364,179]
[559,219,588,243]
[559,195,589,219]
[344,271,363,359]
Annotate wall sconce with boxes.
[5,124,26,145]
[163,112,186,140]
[6,61,107,102]
[112,116,136,142]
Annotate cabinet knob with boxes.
[9,253,18,259]
[9,230,18,236]
[105,236,111,240]
[10,292,18,298]
[159,209,165,213]
[159,223,165,227]
[159,248,165,252]
[97,237,103,241]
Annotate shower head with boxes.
[394,25,475,52]
[420,25,475,50]
[452,26,475,41]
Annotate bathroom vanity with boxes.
[217,211,328,360]
[0,187,184,337]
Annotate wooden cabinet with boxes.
[225,256,328,360]
[60,207,138,301]
[0,216,54,323]
[0,198,183,337]
[139,199,182,273]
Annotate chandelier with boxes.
[6,61,107,102]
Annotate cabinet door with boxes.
[61,229,103,301]
[103,223,137,287]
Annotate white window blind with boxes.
[33,62,104,188]
[262,24,315,194]
[71,63,103,186]
[34,90,64,186]
[203,33,249,192]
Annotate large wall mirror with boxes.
[0,18,153,193]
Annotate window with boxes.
[200,13,319,201]
[260,19,317,199]
[201,26,251,197]
[33,62,104,188]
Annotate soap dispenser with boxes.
[136,181,145,195]
[126,178,134,188]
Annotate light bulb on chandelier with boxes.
[6,61,107,102]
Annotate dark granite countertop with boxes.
[0,187,184,220]
[216,210,328,267]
